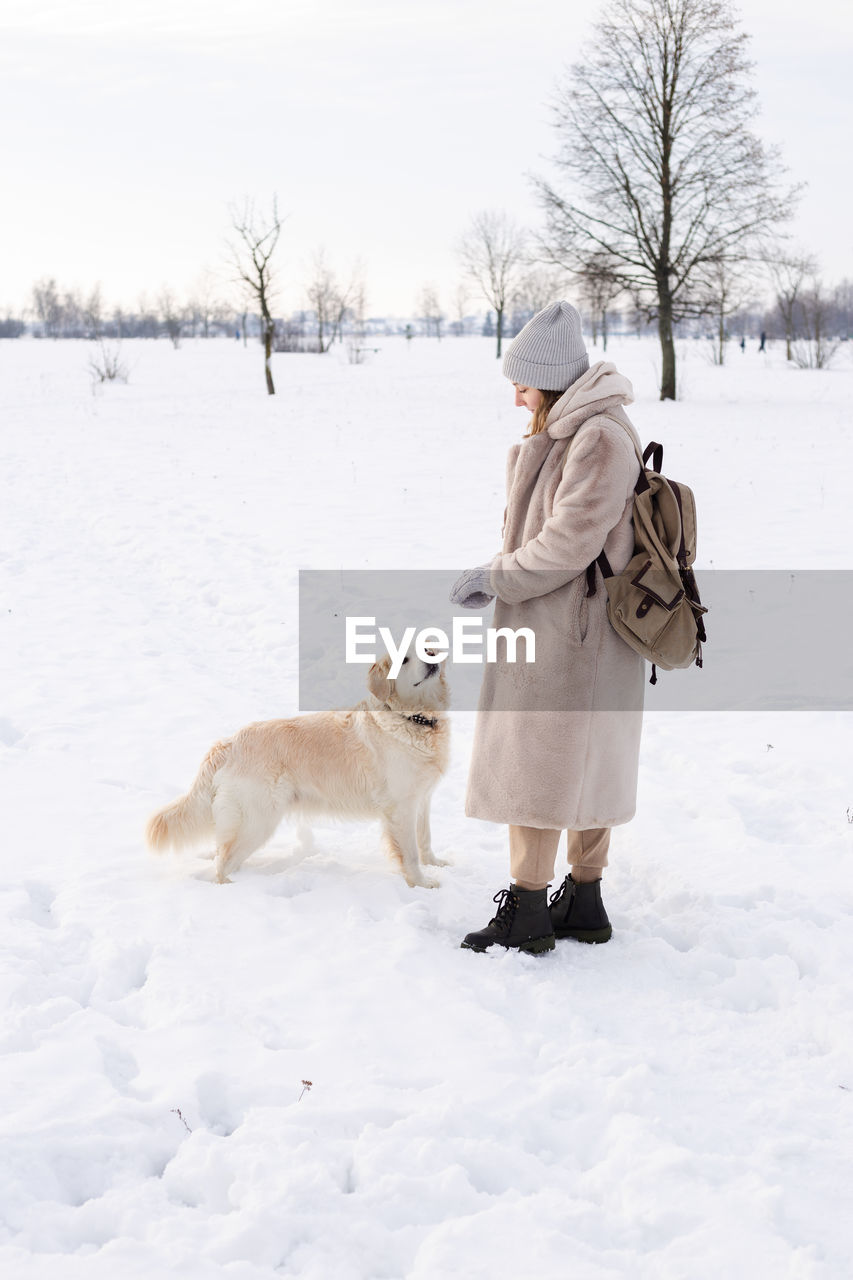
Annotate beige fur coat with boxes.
[464,361,645,830]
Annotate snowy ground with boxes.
[2,333,853,1278]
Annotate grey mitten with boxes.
[449,562,496,610]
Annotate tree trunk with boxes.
[496,307,503,358]
[718,308,725,366]
[602,309,608,353]
[658,286,676,401]
[264,322,275,395]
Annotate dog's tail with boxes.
[145,740,230,853]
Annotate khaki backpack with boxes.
[583,423,707,684]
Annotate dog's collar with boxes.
[405,712,438,729]
[373,696,439,730]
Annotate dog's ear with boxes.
[367,659,391,703]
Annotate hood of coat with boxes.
[545,361,635,440]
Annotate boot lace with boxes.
[549,875,574,908]
[490,887,518,925]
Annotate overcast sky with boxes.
[2,0,851,319]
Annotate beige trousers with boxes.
[509,825,611,891]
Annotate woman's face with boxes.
[512,383,543,412]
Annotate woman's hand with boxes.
[449,563,496,610]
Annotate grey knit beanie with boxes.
[502,300,589,391]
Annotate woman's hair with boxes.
[524,387,564,438]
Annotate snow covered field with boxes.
[2,332,853,1278]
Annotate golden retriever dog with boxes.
[145,650,450,887]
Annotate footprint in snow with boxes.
[21,880,58,929]
[97,1036,141,1094]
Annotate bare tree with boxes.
[32,278,61,338]
[227,197,282,395]
[339,262,367,345]
[534,0,797,399]
[452,283,469,337]
[83,284,104,339]
[792,278,840,370]
[304,249,363,351]
[136,292,159,339]
[457,211,527,358]
[703,258,758,364]
[158,289,184,349]
[187,269,222,339]
[834,278,853,342]
[627,305,650,339]
[210,298,234,338]
[328,261,364,348]
[577,254,623,351]
[767,249,816,361]
[346,275,372,363]
[513,267,569,319]
[305,248,338,352]
[419,285,444,340]
[31,280,91,338]
[61,288,84,337]
[351,275,368,337]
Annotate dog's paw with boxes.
[421,851,453,867]
[406,872,440,889]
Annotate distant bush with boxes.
[791,282,841,370]
[273,319,322,353]
[88,340,129,386]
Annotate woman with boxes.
[449,300,645,954]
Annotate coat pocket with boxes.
[570,576,590,643]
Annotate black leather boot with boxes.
[549,874,612,943]
[461,885,556,954]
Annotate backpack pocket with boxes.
[630,559,684,611]
[603,554,702,670]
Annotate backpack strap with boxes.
[587,549,612,597]
[643,441,663,475]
